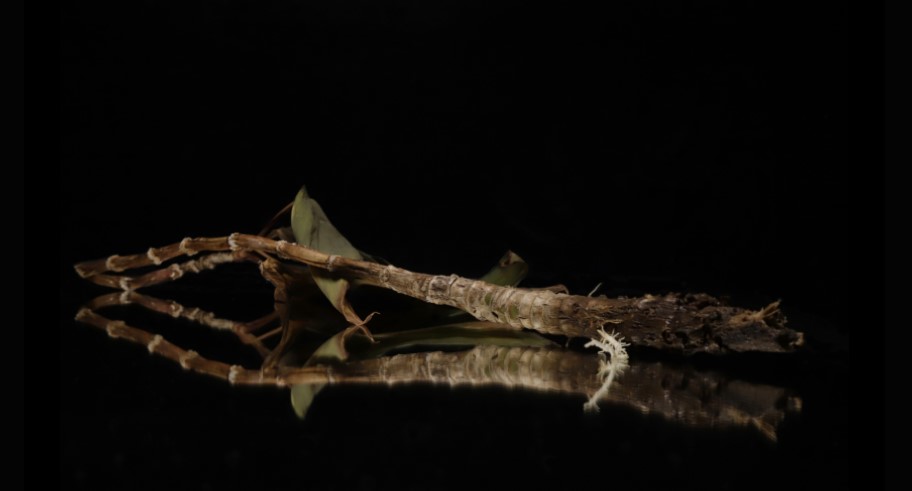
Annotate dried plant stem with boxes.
[75,233,803,355]
[241,311,280,335]
[77,251,249,290]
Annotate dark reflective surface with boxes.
[62,272,847,490]
[61,2,853,488]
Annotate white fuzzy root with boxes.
[582,329,630,413]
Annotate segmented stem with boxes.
[371,267,617,337]
[75,233,803,354]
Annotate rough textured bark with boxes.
[75,233,804,355]
[358,265,800,355]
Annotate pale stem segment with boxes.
[75,233,804,355]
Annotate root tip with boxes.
[228,365,242,385]
[73,264,94,278]
[227,233,241,251]
[74,308,92,322]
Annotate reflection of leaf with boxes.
[291,384,323,419]
[308,322,553,363]
[288,323,358,420]
[290,186,365,325]
[290,322,554,419]
[359,322,554,359]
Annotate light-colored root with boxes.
[587,282,603,297]
[582,329,629,413]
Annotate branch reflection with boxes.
[77,290,801,442]
[315,345,800,441]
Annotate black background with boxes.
[60,1,851,490]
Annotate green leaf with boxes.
[290,186,365,325]
[478,250,528,287]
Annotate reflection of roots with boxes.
[582,329,629,413]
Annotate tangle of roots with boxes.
[582,329,630,413]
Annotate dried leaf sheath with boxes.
[75,233,804,355]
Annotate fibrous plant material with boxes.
[73,185,804,417]
[76,232,803,355]
[583,329,629,413]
